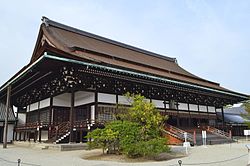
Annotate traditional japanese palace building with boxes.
[0,17,248,144]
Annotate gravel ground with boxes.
[0,142,249,166]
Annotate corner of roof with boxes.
[41,16,49,27]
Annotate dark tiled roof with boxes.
[30,17,230,91]
[219,113,247,124]
[0,102,16,122]
[224,106,247,115]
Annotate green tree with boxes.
[243,99,250,114]
[242,98,250,128]
[87,93,170,158]
[122,93,166,140]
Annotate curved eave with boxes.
[44,54,249,100]
[0,53,248,102]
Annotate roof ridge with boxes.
[41,16,177,63]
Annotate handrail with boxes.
[15,122,50,130]
[165,124,193,142]
[207,126,231,139]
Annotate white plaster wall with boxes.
[41,131,48,141]
[169,100,176,109]
[7,124,14,142]
[40,98,50,108]
[91,105,95,121]
[17,113,26,125]
[152,99,164,108]
[16,132,20,140]
[189,104,198,111]
[208,106,216,113]
[26,105,30,112]
[118,95,131,105]
[53,93,71,107]
[199,105,207,112]
[98,93,116,104]
[178,103,188,110]
[30,102,39,111]
[216,108,222,112]
[75,91,95,106]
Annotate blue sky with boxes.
[0,0,249,94]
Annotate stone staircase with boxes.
[163,124,194,145]
[55,131,71,144]
[165,124,233,146]
[184,127,233,145]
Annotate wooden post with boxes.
[116,94,118,109]
[39,130,42,142]
[48,97,53,139]
[14,108,19,141]
[23,131,26,141]
[187,103,192,127]
[37,101,41,142]
[80,130,83,143]
[3,85,11,148]
[18,132,21,141]
[49,97,53,125]
[221,107,225,130]
[69,91,75,143]
[94,91,98,122]
[28,132,31,142]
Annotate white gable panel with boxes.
[40,98,50,108]
[98,93,116,104]
[75,91,95,106]
[53,93,71,107]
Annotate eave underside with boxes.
[0,54,246,108]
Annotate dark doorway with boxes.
[167,115,177,126]
[0,126,3,143]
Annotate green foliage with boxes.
[242,99,250,128]
[123,138,170,158]
[87,93,170,158]
[243,99,250,114]
[86,128,119,154]
[122,92,166,139]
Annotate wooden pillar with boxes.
[3,85,11,148]
[34,131,37,142]
[197,104,201,125]
[28,132,31,142]
[80,130,83,143]
[38,130,42,143]
[176,102,180,127]
[38,101,40,125]
[163,100,167,120]
[94,91,98,121]
[14,132,17,141]
[37,102,41,142]
[48,97,53,139]
[23,131,26,141]
[69,91,75,143]
[49,97,53,125]
[15,108,19,141]
[221,107,225,129]
[18,132,21,141]
[188,103,192,127]
[116,94,118,109]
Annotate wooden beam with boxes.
[3,85,11,148]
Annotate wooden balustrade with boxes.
[207,126,231,139]
[165,124,193,142]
